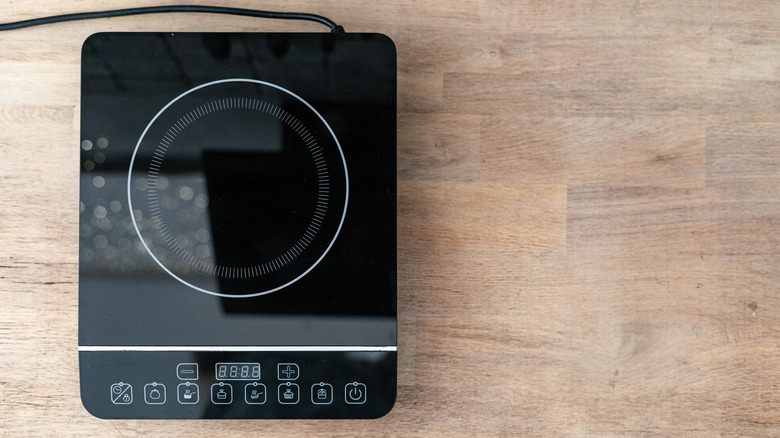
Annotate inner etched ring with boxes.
[127,79,349,298]
[145,97,330,278]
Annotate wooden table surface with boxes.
[2,1,780,436]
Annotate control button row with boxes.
[110,381,366,405]
[175,362,302,382]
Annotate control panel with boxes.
[79,350,396,419]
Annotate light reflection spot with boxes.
[195,244,211,259]
[93,235,108,249]
[97,217,112,230]
[81,248,95,262]
[80,224,93,237]
[134,177,148,192]
[175,234,191,248]
[195,228,210,243]
[194,194,209,209]
[157,176,169,190]
[94,205,107,219]
[179,185,194,201]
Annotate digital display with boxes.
[215,362,261,380]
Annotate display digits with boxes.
[215,363,261,380]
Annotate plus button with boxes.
[277,363,299,381]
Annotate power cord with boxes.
[0,5,344,33]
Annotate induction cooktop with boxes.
[78,32,396,419]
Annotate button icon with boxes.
[177,382,199,404]
[177,363,198,380]
[244,382,266,404]
[311,382,333,405]
[211,382,233,404]
[345,382,366,404]
[110,382,133,405]
[144,382,166,405]
[277,363,299,380]
[278,382,300,404]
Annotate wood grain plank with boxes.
[398,113,481,181]
[399,181,566,253]
[707,123,780,201]
[568,185,780,257]
[482,115,706,187]
[0,105,79,261]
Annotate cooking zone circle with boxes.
[128,79,348,298]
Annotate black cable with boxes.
[0,5,345,33]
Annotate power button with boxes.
[344,382,366,404]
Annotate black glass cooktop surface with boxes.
[78,32,396,419]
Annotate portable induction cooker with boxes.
[78,32,396,419]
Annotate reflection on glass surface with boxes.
[79,33,396,347]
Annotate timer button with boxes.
[345,382,366,404]
[110,382,133,405]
